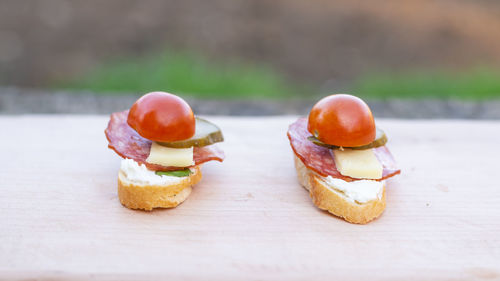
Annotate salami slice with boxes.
[105,110,224,171]
[287,118,400,181]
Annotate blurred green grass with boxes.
[354,68,500,100]
[60,51,302,99]
[61,50,500,100]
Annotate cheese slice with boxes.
[332,148,383,179]
[146,142,194,167]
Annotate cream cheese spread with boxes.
[322,176,384,204]
[120,158,190,186]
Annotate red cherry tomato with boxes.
[127,92,195,142]
[307,94,375,147]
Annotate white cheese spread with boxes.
[120,158,190,186]
[322,176,384,204]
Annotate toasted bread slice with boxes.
[294,155,386,224]
[117,166,202,211]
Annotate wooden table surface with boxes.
[0,115,499,281]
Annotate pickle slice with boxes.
[157,117,224,148]
[307,128,387,150]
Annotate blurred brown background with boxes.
[2,0,500,88]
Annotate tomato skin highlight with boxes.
[127,92,195,142]
[307,94,376,147]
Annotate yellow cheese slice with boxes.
[333,148,383,179]
[146,142,194,167]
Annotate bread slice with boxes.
[117,166,202,211]
[294,155,386,224]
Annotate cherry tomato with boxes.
[307,94,375,147]
[127,92,195,142]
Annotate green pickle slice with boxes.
[308,128,387,150]
[158,117,224,148]
[155,169,192,177]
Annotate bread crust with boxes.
[294,155,386,224]
[117,166,202,211]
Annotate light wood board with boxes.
[0,115,499,281]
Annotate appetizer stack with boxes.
[104,91,400,221]
[287,94,400,224]
[105,92,224,210]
